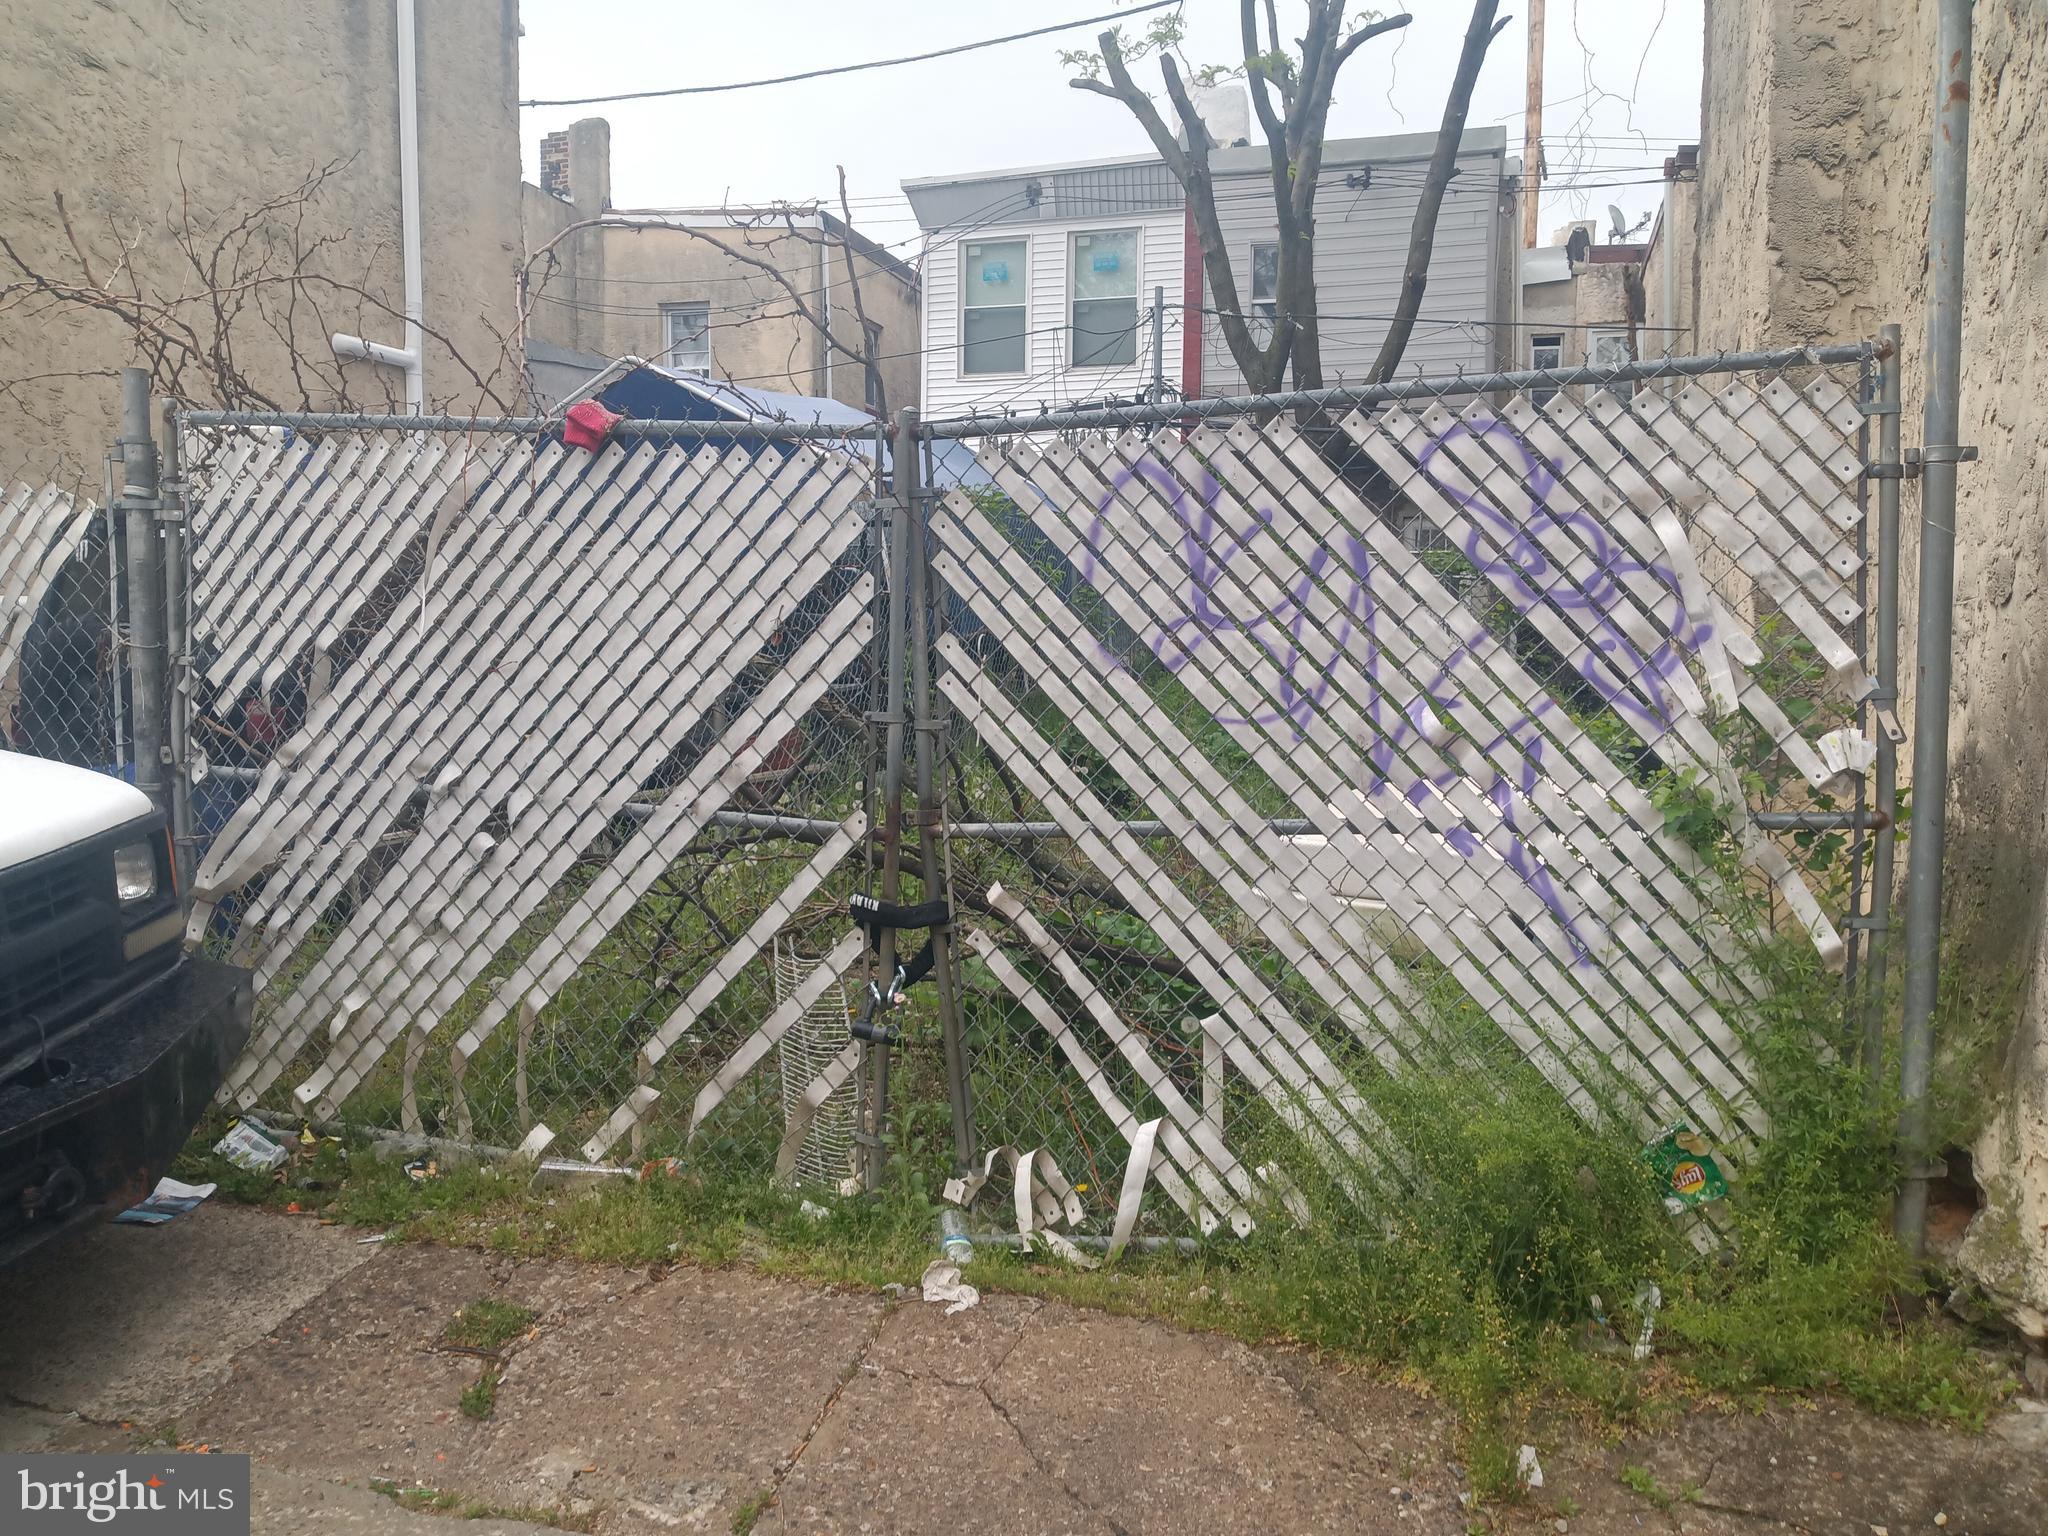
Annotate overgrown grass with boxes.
[369,1479,596,1531]
[446,1299,534,1352]
[177,948,2013,1508]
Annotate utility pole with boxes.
[1522,0,1545,249]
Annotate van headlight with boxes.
[114,840,159,906]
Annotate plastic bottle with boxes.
[938,1206,974,1264]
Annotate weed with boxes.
[1619,1463,1674,1509]
[730,1488,777,1535]
[445,1299,535,1352]
[458,1371,500,1420]
[370,1479,596,1531]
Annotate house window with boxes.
[961,238,1027,375]
[1529,333,1564,406]
[664,302,711,374]
[1071,229,1138,368]
[1587,328,1636,397]
[1250,241,1280,325]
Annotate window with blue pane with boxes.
[1071,229,1138,368]
[961,239,1027,375]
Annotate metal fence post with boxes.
[904,421,978,1175]
[116,368,167,813]
[157,402,193,888]
[1896,0,1975,1257]
[861,408,917,1190]
[1860,324,1903,1089]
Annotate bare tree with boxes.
[517,165,897,422]
[1067,2,1508,393]
[0,158,521,424]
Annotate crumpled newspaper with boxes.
[919,1259,980,1315]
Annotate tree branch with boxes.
[1366,2,1508,385]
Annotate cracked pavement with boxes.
[3,1205,2045,1534]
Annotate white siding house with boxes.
[1200,129,1514,396]
[903,127,1514,417]
[904,154,1187,419]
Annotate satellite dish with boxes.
[1607,204,1629,241]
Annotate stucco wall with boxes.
[1695,0,2048,1336]
[0,0,523,475]
[521,183,920,419]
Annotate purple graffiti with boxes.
[1067,415,1715,966]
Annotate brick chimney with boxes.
[539,130,571,199]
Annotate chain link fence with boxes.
[0,343,1892,1245]
[916,345,1882,1239]
[3,455,126,779]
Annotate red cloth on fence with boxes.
[562,400,622,450]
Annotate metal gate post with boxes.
[157,403,194,887]
[1896,0,1975,1257]
[861,408,917,1190]
[1860,324,1903,1088]
[116,368,168,814]
[905,424,978,1175]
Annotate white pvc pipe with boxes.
[395,0,424,410]
[334,0,425,409]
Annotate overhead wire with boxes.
[519,0,1182,108]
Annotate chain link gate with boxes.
[0,340,1894,1249]
[916,342,1887,1243]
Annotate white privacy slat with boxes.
[961,929,1224,1231]
[1,485,94,684]
[682,931,864,1139]
[212,439,873,1104]
[975,896,1260,1229]
[984,428,1752,1126]
[1015,431,1749,1127]
[578,813,868,1161]
[294,581,875,1114]
[1753,380,1866,496]
[1804,375,1866,439]
[242,456,855,1086]
[198,435,368,662]
[944,672,1398,1192]
[225,437,732,950]
[214,436,416,701]
[214,441,616,961]
[386,467,868,1015]
[1684,384,1863,575]
[1230,419,1732,945]
[1619,392,1863,633]
[1173,424,1759,1080]
[1506,398,1837,791]
[1585,393,1868,691]
[933,584,1422,1078]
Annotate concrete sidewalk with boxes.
[2,1205,2043,1534]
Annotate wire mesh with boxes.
[915,345,1881,1238]
[171,417,891,1180]
[7,341,1878,1235]
[3,458,128,777]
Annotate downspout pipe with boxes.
[1895,0,1975,1258]
[334,0,425,410]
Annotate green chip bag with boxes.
[1643,1124,1729,1213]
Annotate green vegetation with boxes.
[445,1299,535,1352]
[184,493,2022,1514]
[457,1372,499,1421]
[729,1489,777,1535]
[368,1480,596,1531]
[1618,1463,1672,1509]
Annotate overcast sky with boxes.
[516,0,1703,256]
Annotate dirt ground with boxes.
[1,1205,2042,1535]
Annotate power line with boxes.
[520,0,1182,109]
